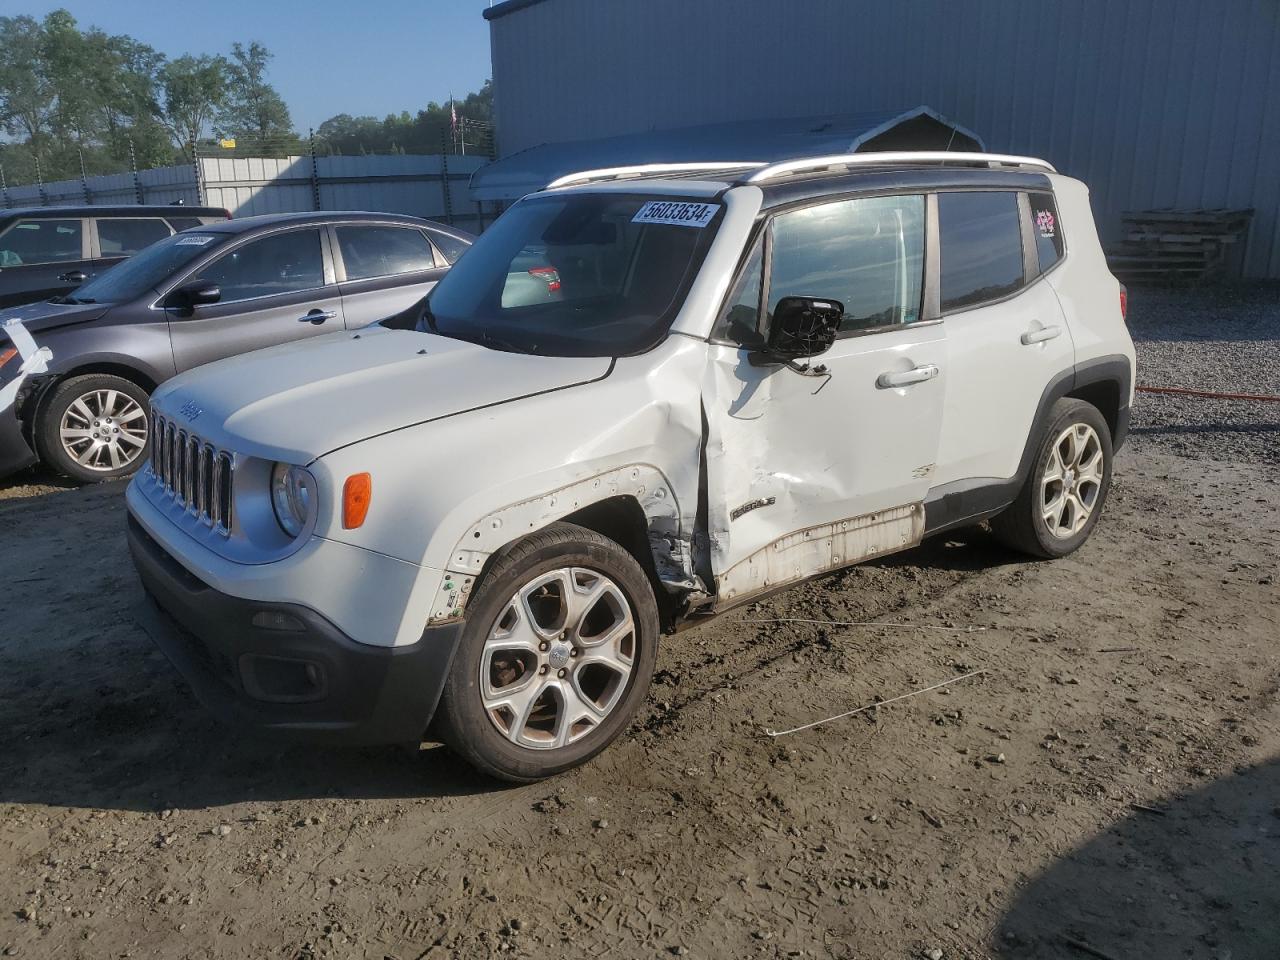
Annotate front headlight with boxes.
[270,462,316,538]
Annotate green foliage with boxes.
[0,10,494,186]
[315,80,494,157]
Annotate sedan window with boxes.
[194,229,324,302]
[425,227,470,264]
[336,225,437,280]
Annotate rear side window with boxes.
[167,217,205,232]
[938,191,1024,312]
[336,225,437,280]
[194,229,324,302]
[767,194,925,334]
[0,218,82,266]
[425,228,470,264]
[1029,192,1065,274]
[98,218,172,257]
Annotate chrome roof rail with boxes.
[743,151,1057,183]
[546,162,766,189]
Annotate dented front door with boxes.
[701,192,945,606]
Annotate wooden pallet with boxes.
[1106,208,1253,283]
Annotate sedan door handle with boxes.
[877,364,939,389]
[298,309,337,324]
[58,270,88,284]
[1021,324,1062,345]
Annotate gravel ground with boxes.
[0,284,1276,960]
[1126,282,1280,465]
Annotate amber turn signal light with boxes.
[342,473,372,529]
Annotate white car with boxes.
[127,152,1136,781]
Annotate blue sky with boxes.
[4,0,496,131]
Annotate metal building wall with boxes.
[488,0,1280,277]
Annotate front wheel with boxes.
[991,398,1113,559]
[36,373,151,483]
[435,522,660,782]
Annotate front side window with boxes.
[711,239,764,346]
[97,218,172,257]
[938,191,1025,312]
[767,194,925,334]
[0,219,82,267]
[195,229,324,302]
[336,225,436,280]
[426,194,721,356]
[426,228,470,264]
[67,231,231,304]
[1029,192,1065,275]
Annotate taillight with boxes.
[0,347,17,371]
[528,266,561,293]
[1119,284,1128,321]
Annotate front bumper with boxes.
[128,515,464,745]
[0,403,37,479]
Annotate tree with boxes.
[218,41,293,144]
[159,54,228,153]
[0,15,55,144]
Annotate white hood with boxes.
[151,327,612,463]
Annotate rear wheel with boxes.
[991,398,1112,559]
[36,374,151,483]
[435,522,660,782]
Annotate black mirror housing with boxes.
[759,296,843,362]
[169,281,221,309]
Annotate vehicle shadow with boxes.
[992,759,1280,958]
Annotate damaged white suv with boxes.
[127,153,1135,781]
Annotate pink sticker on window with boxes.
[1035,209,1056,238]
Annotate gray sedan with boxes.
[0,211,472,482]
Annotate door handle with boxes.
[59,270,88,284]
[1020,324,1062,345]
[298,309,337,324]
[877,364,939,389]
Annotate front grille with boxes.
[149,414,234,532]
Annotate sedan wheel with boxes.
[59,387,149,473]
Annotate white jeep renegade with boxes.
[127,152,1135,781]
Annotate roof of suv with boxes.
[543,153,1059,210]
[194,210,472,237]
[0,204,230,220]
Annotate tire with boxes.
[990,398,1113,559]
[435,521,661,782]
[36,373,152,483]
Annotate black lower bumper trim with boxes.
[127,513,463,745]
[0,404,37,479]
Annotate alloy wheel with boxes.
[1041,422,1104,539]
[480,566,636,750]
[58,389,149,472]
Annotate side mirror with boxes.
[169,281,221,309]
[753,296,843,364]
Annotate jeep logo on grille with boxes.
[178,400,203,423]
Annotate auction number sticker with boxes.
[176,234,215,245]
[632,201,719,228]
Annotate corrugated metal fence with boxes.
[1,153,492,232]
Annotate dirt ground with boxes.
[2,291,1279,960]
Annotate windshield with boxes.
[66,232,230,304]
[423,194,722,356]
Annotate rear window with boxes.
[97,218,172,256]
[1029,192,1065,274]
[425,228,470,264]
[937,191,1025,312]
